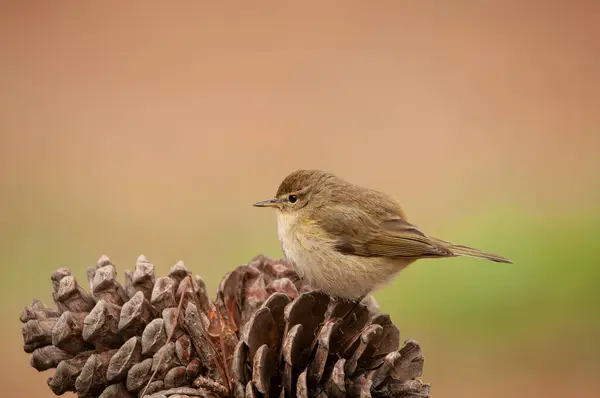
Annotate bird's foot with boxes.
[340,295,366,323]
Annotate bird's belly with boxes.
[278,223,409,300]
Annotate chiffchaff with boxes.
[254,169,512,301]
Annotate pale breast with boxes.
[275,211,408,300]
[276,212,304,276]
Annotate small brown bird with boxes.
[254,169,512,302]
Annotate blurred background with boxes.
[1,1,599,397]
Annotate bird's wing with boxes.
[321,208,452,259]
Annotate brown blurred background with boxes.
[1,2,599,397]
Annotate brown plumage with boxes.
[255,169,512,300]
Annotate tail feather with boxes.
[430,237,513,264]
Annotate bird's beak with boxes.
[253,198,280,208]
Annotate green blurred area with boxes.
[2,199,599,396]
[7,202,599,347]
[381,206,600,339]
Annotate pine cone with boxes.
[20,254,430,397]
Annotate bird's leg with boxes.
[288,274,302,285]
[340,294,367,323]
[332,296,367,341]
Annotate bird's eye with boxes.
[288,195,298,203]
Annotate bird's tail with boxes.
[430,237,513,264]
